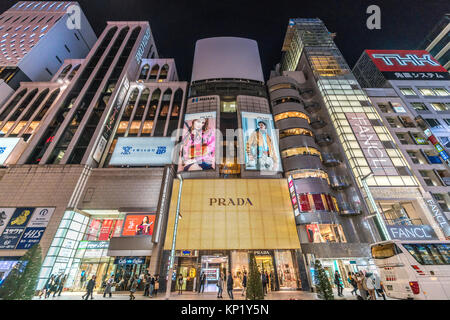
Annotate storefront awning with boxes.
[164,179,301,250]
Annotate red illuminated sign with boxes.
[366,50,447,73]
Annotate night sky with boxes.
[1,0,449,80]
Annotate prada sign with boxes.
[387,225,438,241]
[209,198,253,206]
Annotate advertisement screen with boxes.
[121,214,155,237]
[242,112,281,172]
[0,138,21,165]
[109,137,175,166]
[178,112,216,172]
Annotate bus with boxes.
[370,240,450,300]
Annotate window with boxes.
[407,151,421,164]
[221,101,236,113]
[399,87,417,96]
[45,67,52,76]
[396,133,409,145]
[403,243,450,265]
[423,150,442,164]
[418,88,435,96]
[269,83,297,92]
[371,243,401,259]
[444,119,450,126]
[273,97,301,105]
[74,32,80,41]
[281,146,321,159]
[430,103,449,111]
[279,128,313,138]
[419,170,439,186]
[433,193,450,212]
[286,169,329,181]
[306,224,347,243]
[64,44,70,53]
[55,55,62,63]
[432,88,450,96]
[424,118,443,129]
[410,102,429,111]
[411,133,428,145]
[274,111,310,122]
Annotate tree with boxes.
[0,244,42,300]
[313,259,334,300]
[246,253,264,300]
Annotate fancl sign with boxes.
[387,225,438,241]
[425,198,450,238]
[135,28,151,64]
[109,137,175,166]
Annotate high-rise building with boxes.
[272,18,447,290]
[418,13,450,72]
[160,37,302,293]
[353,50,450,236]
[0,18,188,292]
[0,1,96,107]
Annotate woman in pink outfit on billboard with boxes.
[180,117,215,171]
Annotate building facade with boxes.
[418,13,450,72]
[160,37,302,293]
[0,18,188,293]
[274,18,446,290]
[0,1,96,107]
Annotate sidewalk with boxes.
[33,290,317,301]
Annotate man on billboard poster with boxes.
[246,120,278,171]
[179,114,215,171]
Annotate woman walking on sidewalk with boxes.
[217,273,224,298]
[129,275,138,300]
[348,272,358,296]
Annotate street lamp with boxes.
[360,173,391,241]
[165,173,183,300]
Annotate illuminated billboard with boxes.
[121,214,155,237]
[366,50,449,80]
[178,112,216,172]
[242,112,281,172]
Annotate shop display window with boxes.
[299,194,311,211]
[312,194,325,211]
[274,250,298,289]
[306,224,347,243]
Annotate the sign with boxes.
[242,112,282,172]
[425,198,450,238]
[423,129,450,164]
[346,113,396,176]
[114,256,146,265]
[0,207,54,250]
[203,268,219,281]
[386,225,438,240]
[98,219,113,241]
[287,175,301,217]
[77,241,110,250]
[0,208,15,236]
[0,207,34,249]
[366,50,450,80]
[0,138,21,165]
[135,28,150,64]
[178,112,216,172]
[254,250,271,256]
[109,137,175,166]
[121,214,155,237]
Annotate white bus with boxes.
[370,240,450,300]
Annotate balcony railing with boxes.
[315,134,333,146]
[330,176,351,189]
[309,117,327,129]
[322,153,341,167]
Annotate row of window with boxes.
[399,87,449,97]
[10,2,70,11]
[410,102,450,112]
[274,111,310,123]
[281,146,322,159]
[279,127,313,138]
[286,169,329,181]
[138,63,169,81]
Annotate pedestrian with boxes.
[264,271,270,293]
[355,271,368,300]
[43,275,54,299]
[84,275,96,300]
[261,272,267,295]
[227,271,234,300]
[177,274,184,295]
[103,275,114,298]
[129,275,138,300]
[154,275,159,296]
[56,274,67,297]
[365,272,376,300]
[334,271,343,297]
[348,272,358,296]
[241,271,247,296]
[149,274,155,297]
[378,280,387,300]
[217,273,223,298]
[80,270,86,289]
[52,274,61,297]
[143,274,150,296]
[198,272,206,293]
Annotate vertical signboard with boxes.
[16,208,55,249]
[287,175,300,217]
[346,113,396,176]
[98,219,113,241]
[242,112,282,172]
[178,112,216,172]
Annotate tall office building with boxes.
[272,18,447,289]
[353,50,450,237]
[418,14,450,72]
[0,18,188,293]
[0,1,96,107]
[161,37,302,293]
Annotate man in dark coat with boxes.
[226,271,234,300]
[84,275,96,300]
[198,272,206,294]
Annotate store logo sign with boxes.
[135,28,151,64]
[209,198,253,206]
[387,225,437,240]
[372,53,439,67]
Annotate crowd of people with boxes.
[345,270,386,300]
[38,274,67,298]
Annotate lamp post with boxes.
[165,173,183,300]
[361,173,390,241]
